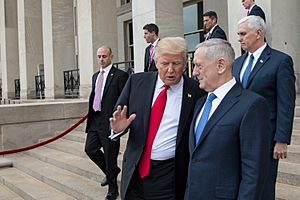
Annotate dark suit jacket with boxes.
[233,45,295,144]
[113,72,205,200]
[185,83,271,200]
[85,66,129,134]
[206,25,227,40]
[250,4,266,22]
[144,44,158,72]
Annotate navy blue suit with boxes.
[112,72,205,200]
[144,44,158,72]
[185,83,271,200]
[233,45,296,199]
[250,4,266,22]
[206,25,227,41]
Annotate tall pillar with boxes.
[0,0,19,99]
[42,0,76,99]
[132,0,184,72]
[271,0,299,91]
[18,0,43,99]
[77,0,118,98]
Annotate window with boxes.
[183,2,204,52]
[121,0,131,6]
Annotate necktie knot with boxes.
[247,10,250,16]
[163,84,170,90]
[207,93,217,102]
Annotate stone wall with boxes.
[0,100,88,151]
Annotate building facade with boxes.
[0,0,299,99]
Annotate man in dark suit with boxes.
[185,38,271,200]
[143,23,159,72]
[242,0,266,21]
[203,11,227,41]
[109,37,206,200]
[241,0,266,54]
[233,16,296,200]
[85,46,129,200]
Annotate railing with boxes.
[186,51,195,78]
[0,114,88,155]
[14,79,20,99]
[64,69,80,98]
[35,75,45,99]
[114,60,134,75]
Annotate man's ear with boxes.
[217,57,226,74]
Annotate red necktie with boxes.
[138,84,169,178]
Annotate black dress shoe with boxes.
[100,177,108,186]
[105,191,119,200]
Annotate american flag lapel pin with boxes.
[188,93,192,98]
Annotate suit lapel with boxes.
[246,45,271,88]
[102,66,116,97]
[233,53,247,82]
[196,83,242,147]
[142,73,158,139]
[189,97,206,153]
[177,77,196,146]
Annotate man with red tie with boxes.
[85,46,128,200]
[242,0,266,22]
[143,23,160,72]
[109,37,206,200]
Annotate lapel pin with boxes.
[260,59,263,63]
[188,93,192,98]
[111,73,114,76]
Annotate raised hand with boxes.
[109,105,136,133]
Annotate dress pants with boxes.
[85,129,120,190]
[125,158,175,200]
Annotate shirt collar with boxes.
[152,38,160,47]
[156,75,184,91]
[100,64,112,73]
[210,78,236,101]
[251,43,267,60]
[209,24,218,34]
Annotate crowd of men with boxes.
[85,1,295,199]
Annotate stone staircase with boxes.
[0,112,300,199]
[0,124,126,200]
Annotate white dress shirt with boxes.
[151,76,183,160]
[195,78,236,133]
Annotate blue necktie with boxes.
[195,93,217,144]
[242,54,254,88]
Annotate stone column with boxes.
[0,0,19,99]
[42,0,76,99]
[17,0,44,99]
[77,0,118,99]
[132,0,184,72]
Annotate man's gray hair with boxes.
[196,39,235,66]
[238,15,266,36]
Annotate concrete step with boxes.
[286,145,300,164]
[8,154,111,200]
[277,161,300,187]
[293,117,300,130]
[291,131,300,145]
[45,138,87,158]
[60,130,86,143]
[0,167,75,200]
[276,183,300,200]
[0,182,23,200]
[25,145,123,183]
